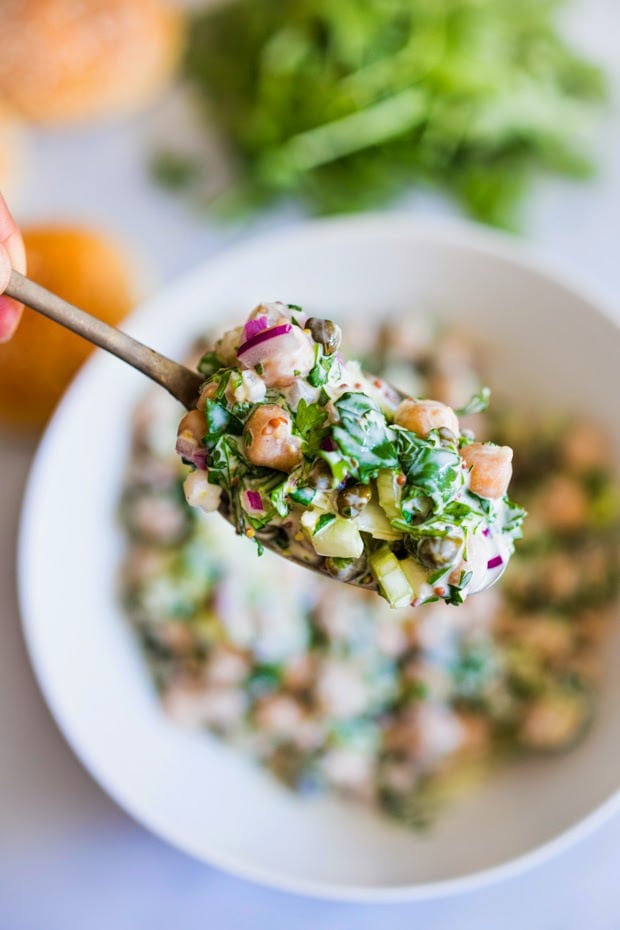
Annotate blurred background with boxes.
[1,0,619,926]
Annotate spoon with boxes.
[5,269,205,410]
[6,269,512,600]
[5,269,379,587]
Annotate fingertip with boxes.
[0,295,23,343]
[5,229,26,275]
[0,243,10,293]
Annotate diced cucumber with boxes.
[355,499,401,541]
[301,510,364,558]
[376,469,402,521]
[369,547,414,608]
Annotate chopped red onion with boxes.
[176,436,207,470]
[321,436,337,452]
[237,323,293,369]
[243,316,269,342]
[246,490,263,512]
[483,528,490,537]
[487,555,503,570]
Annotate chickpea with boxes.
[176,409,207,463]
[562,421,609,474]
[183,469,222,512]
[243,404,303,472]
[214,326,244,365]
[178,408,206,441]
[537,474,588,531]
[460,442,513,500]
[197,381,218,409]
[519,692,589,750]
[394,398,459,438]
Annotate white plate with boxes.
[19,215,620,901]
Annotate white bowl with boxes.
[19,215,620,901]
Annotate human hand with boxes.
[0,192,26,342]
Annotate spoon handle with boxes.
[5,269,203,409]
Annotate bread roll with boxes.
[0,0,184,124]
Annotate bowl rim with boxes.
[18,212,620,903]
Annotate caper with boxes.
[307,317,342,355]
[324,555,367,582]
[307,459,334,490]
[405,495,433,526]
[438,427,457,446]
[337,484,372,518]
[417,536,462,569]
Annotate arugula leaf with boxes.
[294,399,328,458]
[456,387,491,417]
[331,392,398,482]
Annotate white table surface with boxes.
[2,3,620,926]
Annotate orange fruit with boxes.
[0,0,185,125]
[0,225,137,428]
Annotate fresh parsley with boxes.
[294,399,328,459]
[331,392,399,482]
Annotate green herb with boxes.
[289,484,316,506]
[396,430,463,514]
[501,499,528,537]
[315,513,337,534]
[332,392,399,482]
[197,350,223,378]
[427,566,449,586]
[180,0,605,227]
[457,387,491,417]
[268,480,291,518]
[204,398,231,440]
[294,399,328,458]
[308,349,340,388]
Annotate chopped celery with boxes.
[376,469,402,521]
[301,510,364,558]
[355,499,401,541]
[369,547,414,608]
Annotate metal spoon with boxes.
[5,269,379,588]
[6,269,204,409]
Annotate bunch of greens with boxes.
[169,0,605,226]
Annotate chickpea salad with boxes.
[121,320,620,829]
[176,303,525,608]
